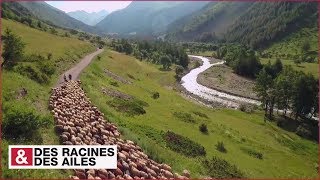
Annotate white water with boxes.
[181,55,261,108]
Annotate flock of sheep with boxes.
[49,80,190,179]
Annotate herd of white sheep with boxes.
[49,80,190,179]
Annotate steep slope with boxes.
[17,1,98,33]
[1,1,33,18]
[167,1,317,50]
[96,1,209,36]
[166,2,253,41]
[262,26,318,59]
[225,2,318,49]
[1,19,95,178]
[68,10,109,26]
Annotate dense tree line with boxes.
[111,39,189,69]
[181,42,218,54]
[226,2,317,49]
[216,44,262,78]
[255,65,318,121]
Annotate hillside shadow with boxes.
[159,67,172,71]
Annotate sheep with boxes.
[182,170,190,178]
[50,80,183,179]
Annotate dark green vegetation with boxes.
[255,66,318,120]
[2,103,50,143]
[199,123,208,134]
[108,97,148,116]
[96,1,208,36]
[1,29,25,69]
[173,112,196,124]
[167,2,317,49]
[1,17,95,178]
[240,147,263,160]
[226,2,317,49]
[202,157,244,178]
[262,27,318,60]
[216,141,227,153]
[213,43,318,140]
[255,66,318,140]
[81,50,318,178]
[167,2,251,41]
[111,39,189,69]
[216,44,262,78]
[164,131,206,157]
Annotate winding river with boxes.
[181,55,261,108]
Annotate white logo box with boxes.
[9,145,117,169]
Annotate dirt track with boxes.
[56,48,104,86]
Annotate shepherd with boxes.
[64,74,67,82]
[69,74,72,81]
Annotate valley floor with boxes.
[197,64,258,100]
[80,50,318,178]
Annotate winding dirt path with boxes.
[56,48,104,86]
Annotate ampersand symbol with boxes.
[15,149,28,164]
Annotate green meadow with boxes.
[260,58,318,77]
[80,50,318,178]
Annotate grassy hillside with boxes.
[260,58,318,78]
[262,26,318,59]
[1,19,95,178]
[80,50,317,178]
[17,2,97,34]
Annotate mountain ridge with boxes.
[67,10,109,26]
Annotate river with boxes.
[181,55,261,108]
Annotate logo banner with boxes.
[9,145,117,169]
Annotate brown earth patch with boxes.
[104,69,132,84]
[101,87,133,100]
[197,64,258,100]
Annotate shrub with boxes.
[47,53,53,60]
[173,112,196,123]
[127,74,135,79]
[193,111,209,119]
[2,28,25,69]
[152,92,160,99]
[109,81,119,87]
[193,61,201,68]
[296,124,312,139]
[108,98,148,116]
[239,104,246,112]
[216,141,227,153]
[2,104,43,143]
[15,64,49,84]
[199,123,208,134]
[164,131,206,157]
[240,147,263,159]
[202,156,244,178]
[38,61,55,76]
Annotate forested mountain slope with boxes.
[166,2,317,50]
[96,1,209,36]
[166,2,252,41]
[225,2,318,49]
[17,2,98,34]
